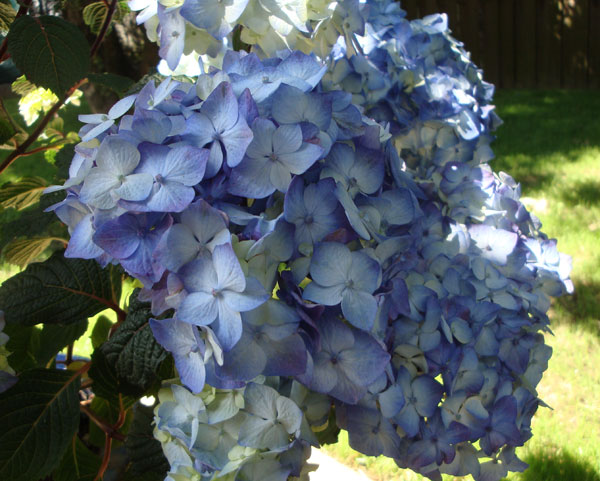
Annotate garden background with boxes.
[0,2,599,481]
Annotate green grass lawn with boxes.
[323,90,600,481]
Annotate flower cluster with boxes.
[51,1,572,480]
[129,0,369,71]
[154,380,321,480]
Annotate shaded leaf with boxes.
[54,144,76,182]
[37,320,89,367]
[53,436,102,481]
[0,368,82,481]
[6,15,90,96]
[88,72,135,96]
[3,323,41,372]
[3,320,87,371]
[0,176,48,210]
[0,251,122,326]
[0,103,17,145]
[99,292,167,396]
[125,403,169,480]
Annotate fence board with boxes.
[401,0,420,20]
[437,0,461,39]
[589,0,600,88]
[535,0,562,88]
[399,0,598,88]
[561,0,590,87]
[419,0,440,17]
[514,0,537,87]
[458,0,483,68]
[498,0,516,87]
[480,0,500,85]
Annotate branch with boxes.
[90,0,119,57]
[90,394,127,481]
[0,78,88,175]
[80,404,126,442]
[95,434,112,481]
[0,0,33,62]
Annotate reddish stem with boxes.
[90,0,119,58]
[0,78,87,175]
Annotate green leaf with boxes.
[88,72,135,96]
[0,368,83,481]
[88,349,136,405]
[91,315,113,350]
[0,176,49,210]
[3,236,61,267]
[4,320,87,371]
[82,1,109,34]
[0,251,123,326]
[11,75,37,97]
[53,436,102,481]
[97,293,167,396]
[0,4,15,35]
[54,144,75,182]
[37,320,88,367]
[83,0,129,35]
[125,403,169,480]
[3,324,41,372]
[0,103,17,145]
[314,408,340,446]
[6,15,90,96]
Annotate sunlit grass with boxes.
[324,90,600,480]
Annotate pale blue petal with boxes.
[341,289,377,330]
[309,242,351,286]
[302,282,344,306]
[177,291,219,326]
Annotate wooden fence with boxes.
[400,0,600,89]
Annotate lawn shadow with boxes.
[552,280,600,338]
[513,448,600,481]
[560,179,600,207]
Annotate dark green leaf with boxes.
[125,403,169,480]
[37,320,88,367]
[3,324,41,372]
[0,3,15,35]
[91,315,113,350]
[54,144,75,182]
[6,15,90,96]
[0,176,48,210]
[88,72,135,96]
[53,436,102,481]
[4,320,87,371]
[98,293,167,396]
[315,408,340,446]
[0,368,82,481]
[0,251,122,326]
[0,103,17,145]
[88,349,135,405]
